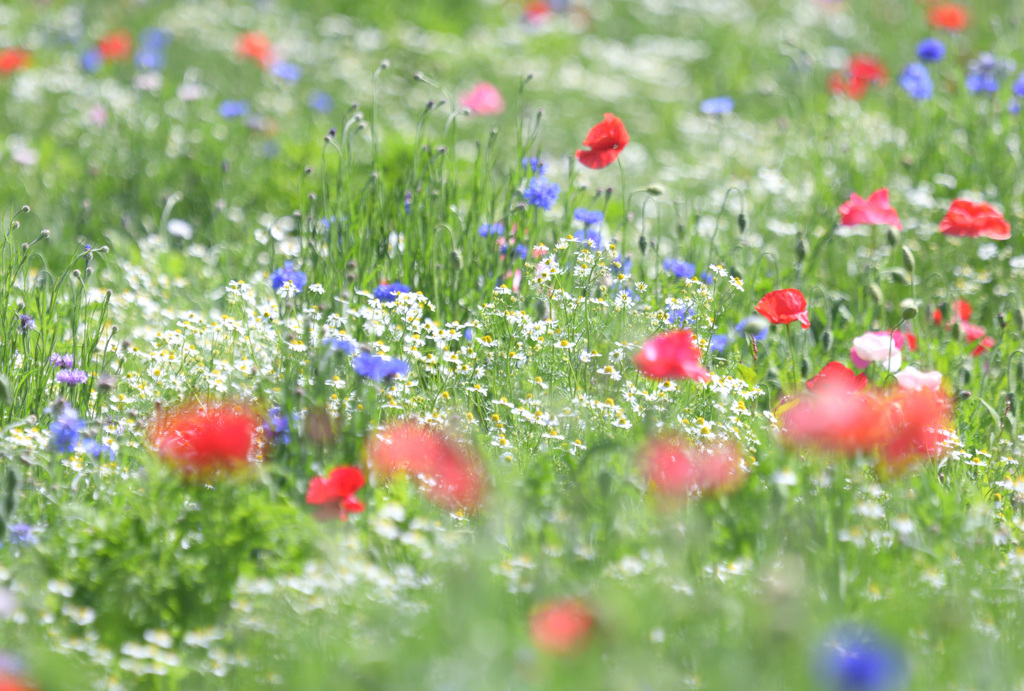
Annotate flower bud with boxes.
[957,364,972,388]
[821,329,834,352]
[902,305,918,320]
[795,236,809,261]
[737,213,747,233]
[1014,308,1024,331]
[868,282,884,305]
[638,235,648,255]
[885,226,899,247]
[890,268,911,285]
[800,356,812,379]
[951,321,963,340]
[742,315,771,335]
[449,249,463,270]
[901,246,915,272]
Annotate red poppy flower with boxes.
[839,188,901,230]
[97,30,133,62]
[780,388,890,456]
[633,330,709,382]
[828,55,887,100]
[235,31,275,70]
[0,48,30,74]
[756,289,810,329]
[928,3,969,31]
[644,437,745,499]
[367,421,486,511]
[880,389,950,473]
[960,322,996,356]
[149,403,258,475]
[933,299,972,325]
[939,200,1010,240]
[523,0,554,24]
[529,599,595,654]
[575,113,629,169]
[306,466,366,520]
[806,362,868,393]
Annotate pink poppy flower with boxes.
[839,188,902,230]
[459,82,505,116]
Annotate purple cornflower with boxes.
[965,53,1001,94]
[373,283,411,302]
[18,314,35,334]
[50,353,75,369]
[1013,72,1024,98]
[523,176,560,210]
[916,37,945,63]
[49,406,84,452]
[270,261,307,292]
[353,353,410,381]
[699,96,734,115]
[55,369,88,386]
[82,438,114,459]
[522,157,545,174]
[218,100,251,118]
[663,258,696,279]
[6,524,37,545]
[573,208,604,226]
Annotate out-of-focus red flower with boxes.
[933,299,972,325]
[961,322,996,356]
[880,389,951,473]
[0,675,34,691]
[235,31,275,69]
[939,200,1010,240]
[829,55,887,100]
[780,387,890,456]
[928,3,969,31]
[367,421,486,511]
[529,599,595,654]
[306,466,366,520]
[902,331,918,351]
[97,30,133,62]
[644,437,746,499]
[523,0,554,25]
[806,362,868,393]
[0,48,30,74]
[150,403,258,475]
[633,330,710,382]
[839,189,901,230]
[756,289,810,329]
[575,113,629,169]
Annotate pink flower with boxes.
[839,188,901,230]
[459,82,505,116]
[633,330,710,382]
[894,367,943,391]
[850,332,902,372]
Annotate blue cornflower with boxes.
[404,192,412,214]
[514,244,528,260]
[55,369,88,386]
[916,37,945,63]
[899,63,933,100]
[323,337,357,355]
[140,28,171,51]
[353,353,410,381]
[271,61,302,82]
[82,438,114,459]
[1010,98,1021,115]
[816,626,906,691]
[614,254,632,275]
[522,156,545,174]
[135,48,166,70]
[7,523,37,545]
[264,407,291,445]
[50,407,84,452]
[373,283,411,302]
[735,318,769,341]
[709,334,729,353]
[573,228,605,251]
[478,222,505,238]
[464,327,474,342]
[81,47,104,73]
[573,208,604,226]
[700,271,714,285]
[1012,72,1024,98]
[699,96,734,115]
[523,176,560,210]
[663,258,696,279]
[270,261,307,292]
[309,91,334,113]
[966,53,1000,93]
[668,305,697,326]
[218,100,251,118]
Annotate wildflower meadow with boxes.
[1,0,1024,688]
